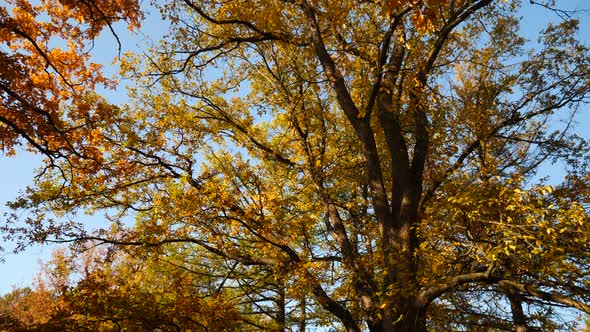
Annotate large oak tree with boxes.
[2,0,590,331]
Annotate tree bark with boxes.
[276,280,286,332]
[298,297,306,332]
[507,291,529,332]
[368,299,427,332]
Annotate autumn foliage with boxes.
[0,0,140,158]
[2,0,590,331]
[0,247,241,331]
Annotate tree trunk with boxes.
[298,297,306,332]
[507,291,528,332]
[368,301,427,332]
[276,280,286,332]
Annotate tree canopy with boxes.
[1,0,590,331]
[0,246,241,331]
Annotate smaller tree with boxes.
[0,245,242,331]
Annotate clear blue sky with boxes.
[0,0,589,313]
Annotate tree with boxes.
[0,246,242,331]
[3,0,590,331]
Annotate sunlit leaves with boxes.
[0,246,242,331]
[0,0,141,156]
[3,0,590,330]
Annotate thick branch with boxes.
[308,276,362,332]
[418,263,496,305]
[413,0,493,202]
[505,290,529,332]
[419,0,494,83]
[300,0,391,225]
[498,280,590,314]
